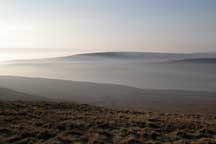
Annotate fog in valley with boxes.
[1,1,216,143]
[0,52,216,92]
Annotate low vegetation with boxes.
[0,101,215,144]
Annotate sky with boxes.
[0,0,216,61]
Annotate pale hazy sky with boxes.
[0,0,216,61]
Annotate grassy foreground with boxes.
[0,101,215,144]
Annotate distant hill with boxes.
[56,52,187,61]
[171,58,216,64]
[0,87,49,101]
[0,76,215,113]
[4,52,216,64]
[46,51,216,61]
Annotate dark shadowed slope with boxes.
[0,87,49,101]
[0,76,215,113]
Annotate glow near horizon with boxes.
[0,0,216,61]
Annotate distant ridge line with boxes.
[171,58,216,64]
[4,51,216,63]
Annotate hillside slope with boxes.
[0,101,215,144]
[0,87,49,101]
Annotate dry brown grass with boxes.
[0,101,215,144]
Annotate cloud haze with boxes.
[0,0,216,61]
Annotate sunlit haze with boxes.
[0,0,216,61]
